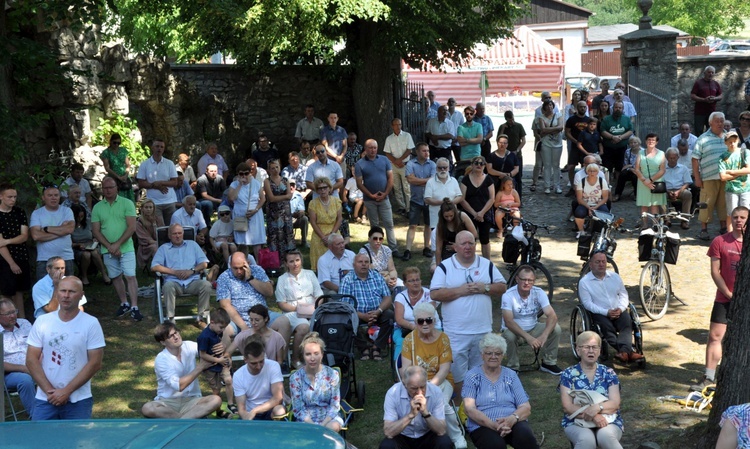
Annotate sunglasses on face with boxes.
[416,318,434,325]
[238,171,250,176]
[473,161,485,166]
[371,236,384,241]
[315,150,327,154]
[219,212,231,216]
[437,166,449,171]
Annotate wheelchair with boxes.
[569,302,645,367]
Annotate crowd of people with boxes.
[2,88,750,449]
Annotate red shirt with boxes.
[691,78,722,115]
[707,233,742,303]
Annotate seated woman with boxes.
[400,302,464,449]
[717,403,750,449]
[272,250,322,368]
[560,331,623,449]
[289,332,343,432]
[135,198,164,268]
[435,199,478,266]
[71,204,109,286]
[493,175,521,235]
[226,304,286,366]
[393,267,441,360]
[359,226,403,294]
[574,163,610,239]
[463,333,539,449]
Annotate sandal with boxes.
[360,349,371,361]
[227,403,239,415]
[371,349,383,361]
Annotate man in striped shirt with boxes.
[693,111,727,240]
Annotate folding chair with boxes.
[4,383,27,421]
[152,226,211,323]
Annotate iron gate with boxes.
[393,79,426,141]
[627,66,672,144]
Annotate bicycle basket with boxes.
[502,235,521,264]
[577,233,593,258]
[638,229,655,262]
[664,232,681,264]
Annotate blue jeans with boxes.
[5,372,36,418]
[32,396,93,420]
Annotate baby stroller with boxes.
[310,294,366,407]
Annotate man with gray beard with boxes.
[423,158,463,230]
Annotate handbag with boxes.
[117,176,135,192]
[296,302,315,319]
[258,247,281,269]
[567,389,617,428]
[645,152,667,194]
[233,216,249,232]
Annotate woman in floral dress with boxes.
[263,159,296,258]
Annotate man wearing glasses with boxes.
[29,184,75,280]
[501,265,562,375]
[456,106,484,176]
[305,143,344,198]
[1,299,36,418]
[578,251,643,364]
[141,322,222,419]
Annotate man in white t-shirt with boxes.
[29,185,75,280]
[141,322,222,418]
[384,118,416,215]
[137,138,180,224]
[26,276,105,420]
[233,337,286,420]
[501,265,561,375]
[430,230,506,401]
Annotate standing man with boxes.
[251,134,279,170]
[151,224,212,325]
[447,98,465,164]
[693,112,728,240]
[356,139,399,254]
[426,105,456,163]
[424,158,463,230]
[475,102,494,160]
[305,143,344,198]
[61,163,93,209]
[403,143,436,261]
[141,322,222,418]
[197,142,230,178]
[320,112,348,178]
[426,91,440,120]
[295,104,323,145]
[30,185,74,280]
[339,253,393,361]
[578,252,644,363]
[456,106,484,175]
[91,176,141,321]
[26,276,105,420]
[384,118,416,216]
[380,366,452,449]
[601,101,634,179]
[690,66,722,134]
[592,79,610,113]
[137,138,179,224]
[194,163,227,225]
[344,132,364,179]
[0,182,31,318]
[499,111,527,198]
[501,265,562,374]
[316,234,355,295]
[564,101,591,196]
[671,122,698,152]
[2,298,36,418]
[430,230,506,400]
[176,153,197,191]
[281,152,309,200]
[530,92,559,187]
[691,206,747,391]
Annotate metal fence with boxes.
[627,66,671,144]
[393,79,426,141]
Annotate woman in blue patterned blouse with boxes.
[289,332,343,431]
[462,333,539,449]
[559,331,623,449]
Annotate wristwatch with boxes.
[484,284,491,293]
[599,404,604,412]
[513,413,521,421]
[43,226,49,233]
[190,268,196,274]
[422,412,432,419]
[247,273,254,282]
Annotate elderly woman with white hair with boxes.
[462,333,539,449]
[400,302,464,448]
[560,331,623,449]
[574,163,610,239]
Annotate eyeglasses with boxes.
[167,331,180,340]
[238,171,250,176]
[315,150,327,154]
[0,309,18,316]
[483,351,503,358]
[416,318,434,325]
[472,161,485,166]
[516,277,535,284]
[578,345,600,352]
[741,117,750,121]
[219,212,231,216]
[316,186,329,191]
[371,236,384,241]
[437,166,449,171]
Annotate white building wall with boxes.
[525,22,587,77]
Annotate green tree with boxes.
[111,0,529,142]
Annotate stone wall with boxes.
[676,55,750,128]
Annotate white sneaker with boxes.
[453,438,468,449]
[555,187,563,194]
[576,231,582,239]
[544,188,551,194]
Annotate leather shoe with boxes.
[614,352,629,363]
[629,352,644,362]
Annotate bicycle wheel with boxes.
[579,257,619,278]
[508,262,554,302]
[569,305,591,360]
[639,261,671,320]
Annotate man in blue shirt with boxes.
[475,102,495,160]
[151,224,212,324]
[339,253,393,361]
[356,139,399,254]
[320,112,348,179]
[403,143,436,261]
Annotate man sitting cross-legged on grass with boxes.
[232,335,287,421]
[141,322,222,419]
[197,308,236,418]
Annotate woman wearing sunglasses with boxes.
[393,267,441,360]
[228,162,267,260]
[459,156,495,259]
[399,302,465,448]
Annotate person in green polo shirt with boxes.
[92,176,141,321]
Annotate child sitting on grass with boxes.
[198,308,237,418]
[209,205,236,265]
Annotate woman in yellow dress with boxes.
[308,177,342,271]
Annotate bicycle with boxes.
[578,209,625,277]
[636,206,702,320]
[499,209,555,301]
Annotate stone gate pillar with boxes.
[619,0,678,142]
